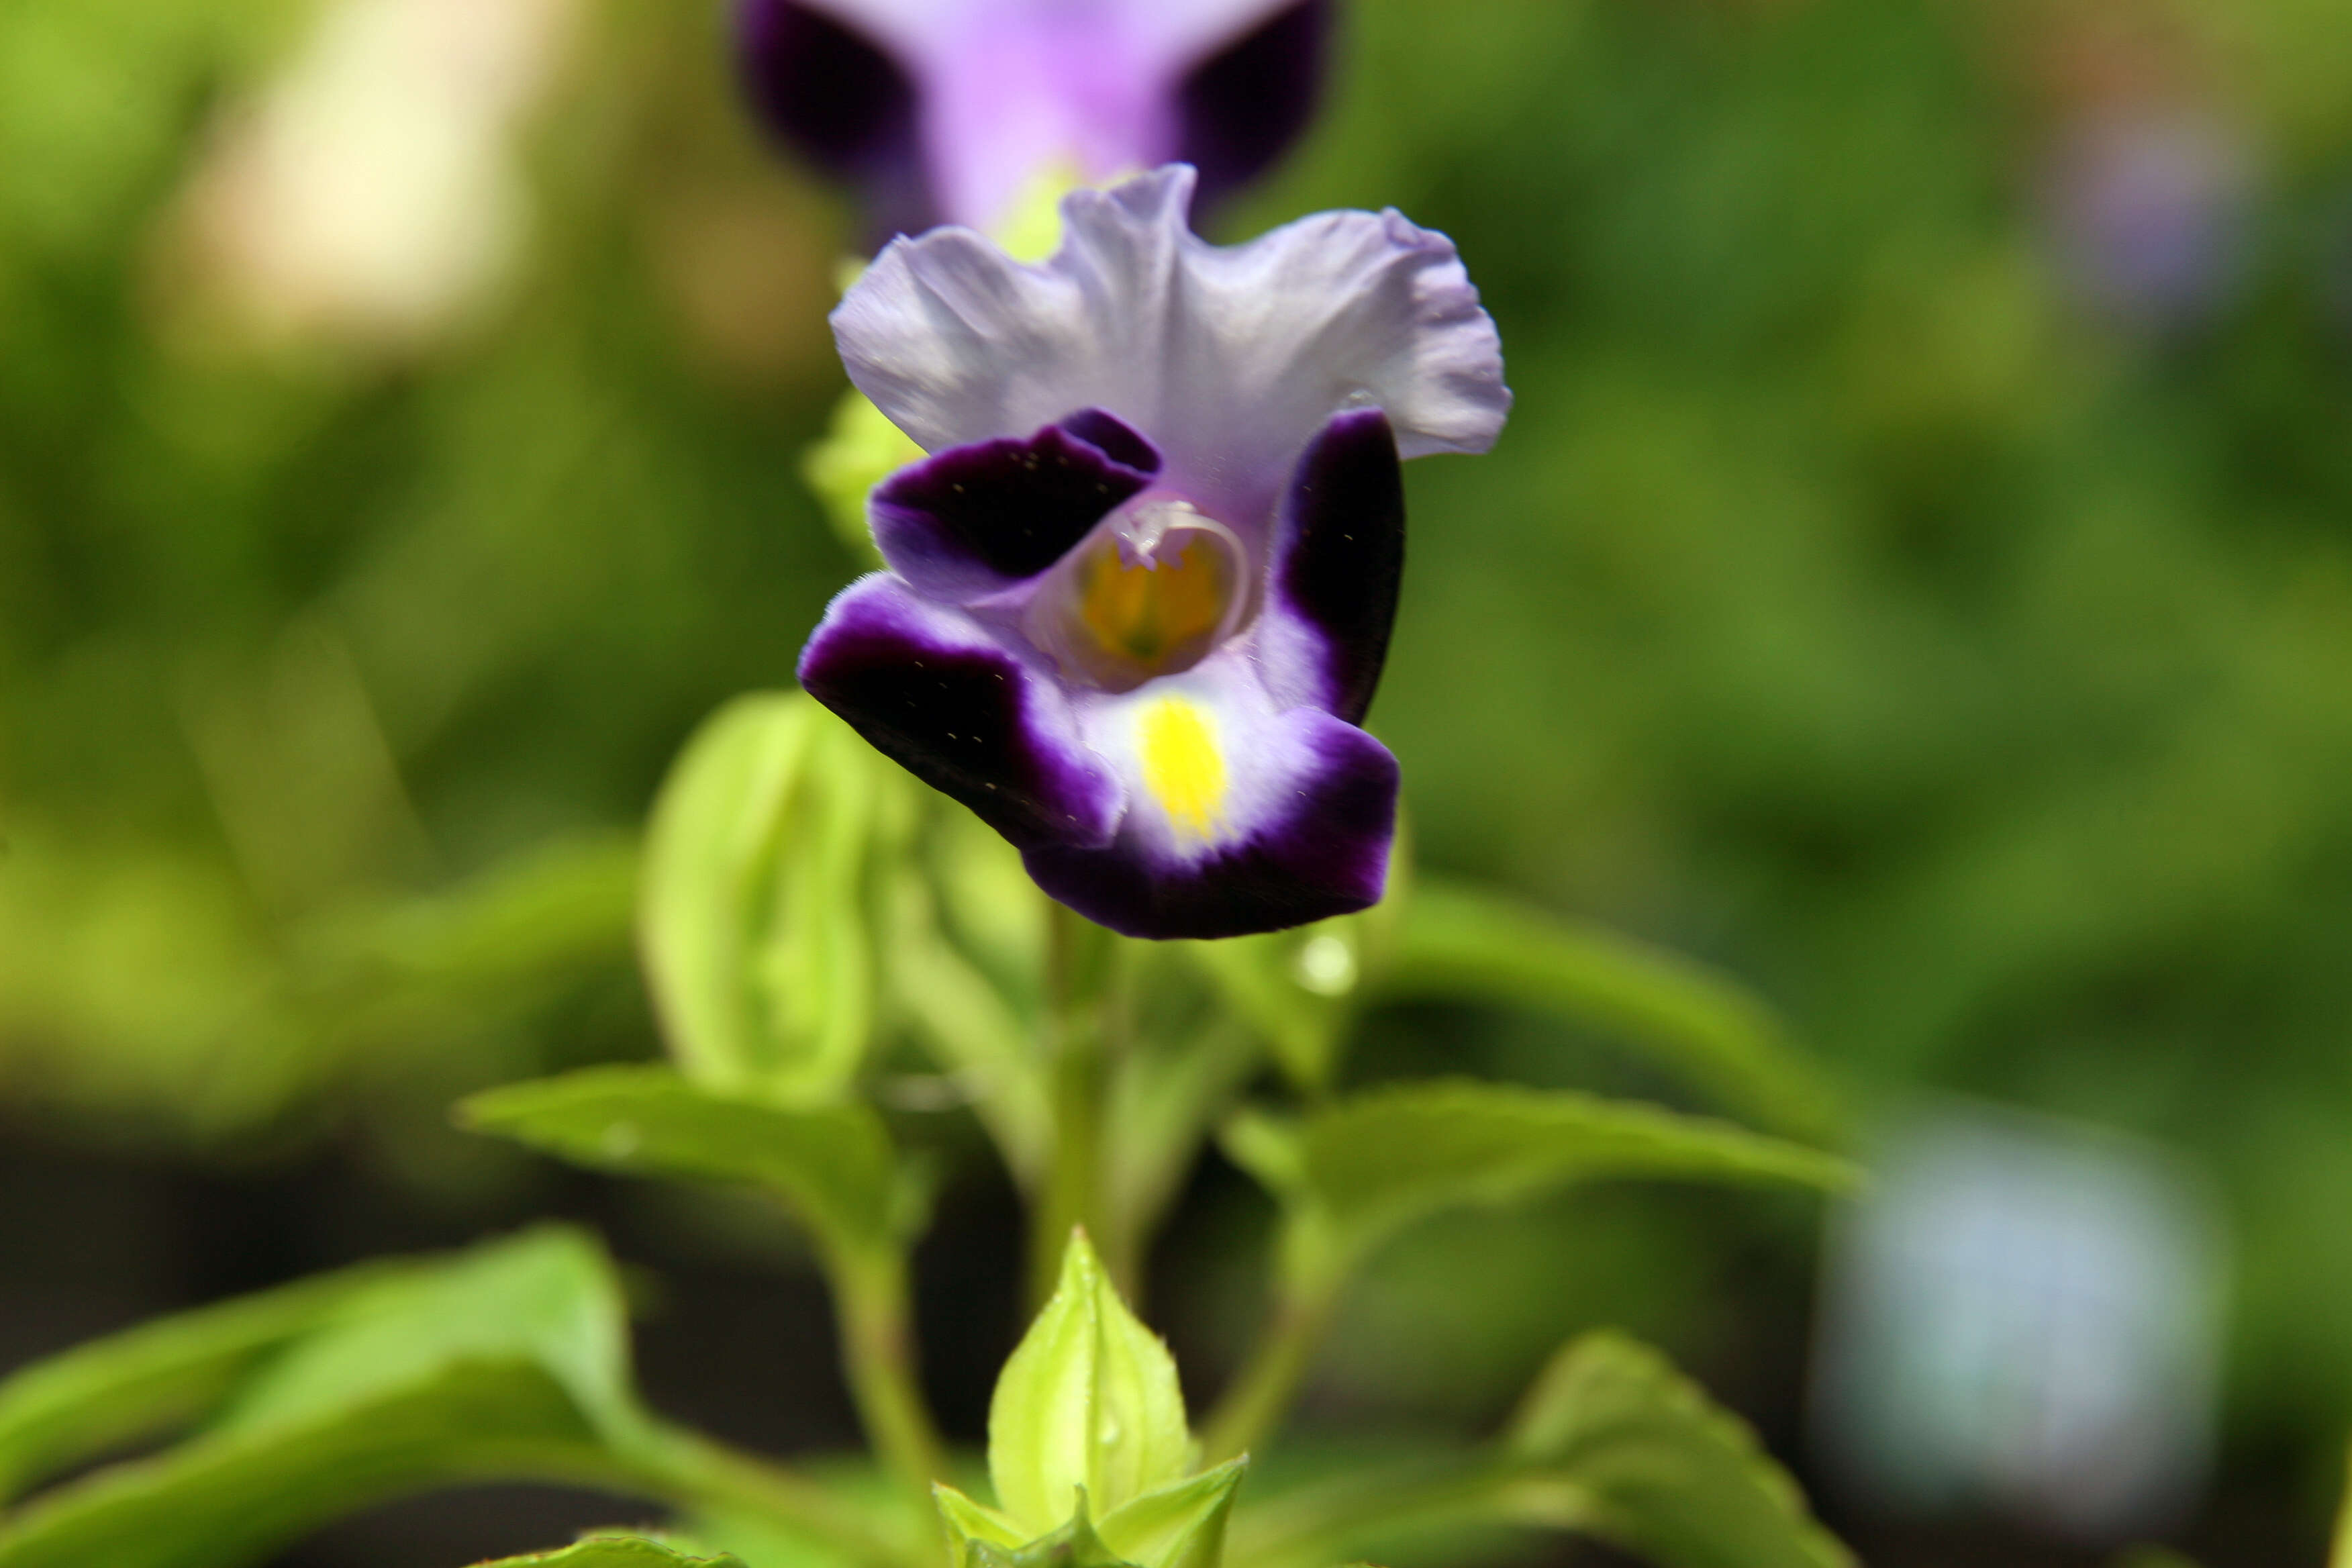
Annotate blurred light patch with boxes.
[1811,1099,2226,1543]
[2042,105,2255,331]
[168,0,575,350]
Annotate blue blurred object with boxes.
[2042,105,2255,332]
[1812,1099,2226,1542]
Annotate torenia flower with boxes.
[737,0,1330,236]
[797,166,1508,938]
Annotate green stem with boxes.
[622,1424,916,1568]
[830,1244,949,1506]
[1030,901,1120,1308]
[1197,1274,1342,1463]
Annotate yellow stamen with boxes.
[1077,534,1232,672]
[1139,697,1226,840]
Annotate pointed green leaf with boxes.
[1381,880,1845,1144]
[640,694,908,1099]
[989,1232,1193,1533]
[0,1229,658,1568]
[1226,1081,1859,1289]
[1095,1458,1248,1568]
[471,1536,747,1567]
[936,1483,1029,1558]
[0,1258,415,1502]
[1501,1332,1851,1568]
[460,1066,913,1263]
[967,1508,1132,1568]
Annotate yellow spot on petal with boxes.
[1139,697,1226,840]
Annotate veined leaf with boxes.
[989,1232,1193,1534]
[1499,1331,1852,1568]
[1224,1081,1858,1287]
[1381,881,1844,1144]
[460,1066,914,1263]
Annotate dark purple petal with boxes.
[869,411,1161,602]
[1024,710,1398,939]
[736,0,934,238]
[1176,0,1332,215]
[1273,407,1404,726]
[1060,407,1162,474]
[799,576,1122,849]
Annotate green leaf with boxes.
[1224,1081,1859,1288]
[1380,880,1846,1144]
[1094,1459,1248,1568]
[0,1228,658,1568]
[989,1232,1193,1534]
[0,1258,414,1502]
[640,693,908,1099]
[967,1509,1132,1568]
[473,1536,748,1567]
[215,1225,642,1442]
[1500,1332,1852,1568]
[460,1065,913,1264]
[935,1483,1030,1555]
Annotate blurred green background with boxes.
[6,0,2352,1561]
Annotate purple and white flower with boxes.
[737,0,1332,237]
[797,165,1508,938]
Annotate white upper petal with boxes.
[832,165,1510,521]
[791,0,1302,74]
[1123,0,1310,71]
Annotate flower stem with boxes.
[830,1243,948,1512]
[621,1424,916,1568]
[1198,1275,1342,1463]
[1030,900,1122,1308]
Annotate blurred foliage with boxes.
[8,0,2352,1537]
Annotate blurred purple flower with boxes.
[797,166,1508,938]
[736,0,1331,238]
[2043,106,2255,331]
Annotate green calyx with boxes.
[935,1460,1247,1568]
[951,1230,1245,1568]
[987,1230,1196,1533]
